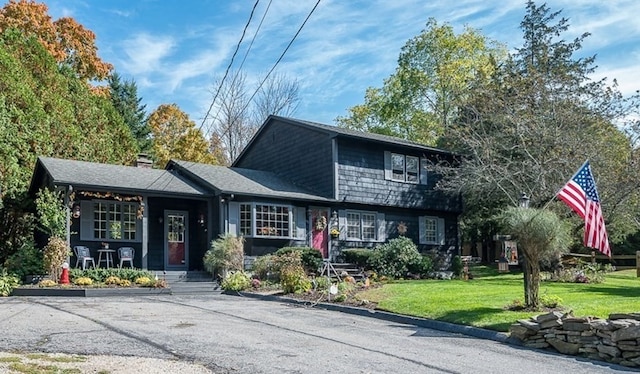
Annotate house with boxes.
[29,116,462,271]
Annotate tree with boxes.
[336,18,504,145]
[148,103,220,167]
[208,71,253,164]
[499,207,570,308]
[252,72,300,125]
[435,1,640,248]
[206,71,301,164]
[109,72,150,152]
[0,0,112,82]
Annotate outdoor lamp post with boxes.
[519,193,530,208]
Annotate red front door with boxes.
[310,208,329,259]
[165,211,188,269]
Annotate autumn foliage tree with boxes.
[0,0,112,82]
[148,104,223,167]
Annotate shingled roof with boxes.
[169,160,330,202]
[233,115,454,166]
[30,157,208,196]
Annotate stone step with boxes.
[169,280,221,295]
[155,271,213,283]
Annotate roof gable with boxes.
[233,115,454,166]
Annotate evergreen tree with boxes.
[109,72,150,152]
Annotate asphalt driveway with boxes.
[0,294,633,373]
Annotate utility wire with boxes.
[238,0,321,118]
[204,0,273,140]
[199,0,260,131]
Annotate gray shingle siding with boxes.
[337,139,461,212]
[233,118,334,198]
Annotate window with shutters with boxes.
[346,210,378,240]
[419,215,445,245]
[423,217,437,243]
[385,152,427,184]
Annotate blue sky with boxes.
[44,0,640,137]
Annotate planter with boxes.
[11,286,172,297]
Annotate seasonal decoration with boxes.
[79,191,144,219]
[314,215,327,231]
[397,221,408,236]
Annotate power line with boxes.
[199,0,260,131]
[204,0,273,140]
[238,0,321,119]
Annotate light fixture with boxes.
[519,192,530,209]
[158,216,163,224]
[198,213,205,226]
[72,204,81,218]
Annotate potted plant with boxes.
[330,227,340,239]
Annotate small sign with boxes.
[329,285,338,295]
[503,240,519,265]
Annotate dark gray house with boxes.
[29,116,462,271]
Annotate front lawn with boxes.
[356,266,640,332]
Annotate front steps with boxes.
[160,271,221,295]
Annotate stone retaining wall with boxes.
[510,311,640,367]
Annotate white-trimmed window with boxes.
[239,203,252,236]
[81,200,140,242]
[343,210,383,241]
[419,216,445,245]
[255,204,290,237]
[385,151,427,184]
[229,203,306,239]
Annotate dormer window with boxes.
[385,152,427,184]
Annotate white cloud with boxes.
[120,33,176,75]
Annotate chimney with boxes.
[135,153,153,168]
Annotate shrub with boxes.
[0,268,20,296]
[38,279,57,287]
[541,294,562,308]
[251,254,278,281]
[104,276,121,285]
[118,279,131,287]
[273,251,311,294]
[43,236,70,281]
[203,234,245,279]
[4,242,45,281]
[73,277,93,286]
[340,249,373,269]
[275,247,323,275]
[368,237,422,278]
[408,255,433,278]
[70,268,154,283]
[221,271,251,291]
[450,255,463,277]
[135,276,153,285]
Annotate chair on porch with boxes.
[73,246,96,270]
[118,247,134,269]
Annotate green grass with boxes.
[357,267,640,332]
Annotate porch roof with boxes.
[169,160,332,202]
[31,157,208,196]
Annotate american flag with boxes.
[557,161,611,257]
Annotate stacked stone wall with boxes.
[510,311,640,367]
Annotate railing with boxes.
[563,251,640,276]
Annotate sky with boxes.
[43,0,640,138]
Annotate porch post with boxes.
[141,195,148,269]
[65,185,72,257]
